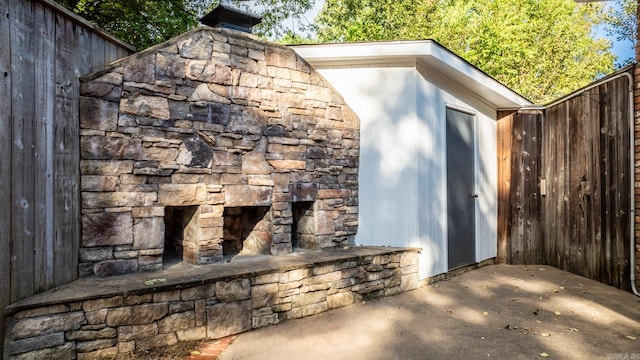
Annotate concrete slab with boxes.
[219,265,640,360]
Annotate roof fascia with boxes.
[292,41,533,109]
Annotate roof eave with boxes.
[292,41,533,110]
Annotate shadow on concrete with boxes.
[219,265,640,360]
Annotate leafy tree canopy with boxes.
[55,0,315,50]
[314,0,616,104]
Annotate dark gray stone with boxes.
[189,101,230,125]
[263,124,289,137]
[156,52,186,78]
[10,342,74,360]
[206,300,252,339]
[290,183,318,202]
[251,283,278,309]
[8,332,65,355]
[65,328,118,341]
[76,338,118,353]
[81,136,142,160]
[181,284,216,301]
[79,247,113,262]
[226,107,265,135]
[133,217,164,250]
[82,212,134,247]
[306,146,329,159]
[175,133,214,168]
[80,82,121,102]
[94,259,139,277]
[79,97,119,131]
[169,99,190,120]
[106,303,168,327]
[215,279,251,303]
[158,311,196,334]
[179,31,213,59]
[11,311,86,339]
[124,55,155,84]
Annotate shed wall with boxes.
[317,64,498,279]
[319,66,420,260]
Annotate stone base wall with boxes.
[4,250,419,359]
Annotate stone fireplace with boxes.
[78,26,359,277]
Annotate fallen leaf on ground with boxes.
[569,328,579,332]
[540,352,550,357]
[483,312,489,316]
[540,333,551,337]
[626,335,636,340]
[144,278,166,286]
[554,311,562,316]
[505,324,512,330]
[553,289,559,293]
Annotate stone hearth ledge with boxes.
[4,247,421,359]
[5,246,420,316]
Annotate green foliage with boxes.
[56,0,205,50]
[314,0,615,104]
[228,0,315,39]
[276,30,320,45]
[55,0,315,50]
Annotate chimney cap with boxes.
[199,4,262,33]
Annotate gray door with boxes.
[446,108,475,270]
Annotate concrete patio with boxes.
[217,264,640,360]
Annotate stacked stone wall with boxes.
[4,250,419,359]
[78,27,359,277]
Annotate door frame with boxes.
[445,105,478,270]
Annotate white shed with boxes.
[293,40,532,280]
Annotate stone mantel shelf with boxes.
[5,246,421,316]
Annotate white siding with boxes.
[317,64,498,280]
[319,65,419,247]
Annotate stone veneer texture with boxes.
[78,27,360,277]
[4,251,420,359]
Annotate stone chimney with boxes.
[199,4,262,33]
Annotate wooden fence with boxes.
[497,110,543,265]
[0,0,133,353]
[498,70,633,290]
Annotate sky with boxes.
[596,1,636,66]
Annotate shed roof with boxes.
[292,40,533,110]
